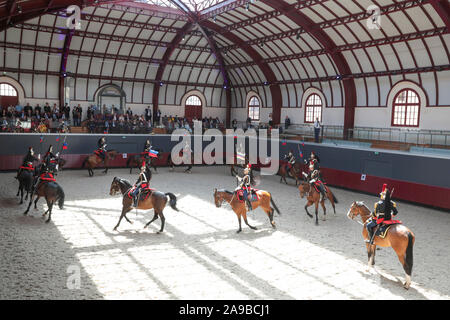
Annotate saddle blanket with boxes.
[40,173,56,182]
[20,164,34,170]
[373,219,402,238]
[236,189,259,203]
[126,187,155,201]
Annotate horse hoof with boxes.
[45,219,50,224]
[236,230,242,234]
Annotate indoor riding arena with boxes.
[0,0,449,302]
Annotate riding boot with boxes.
[246,198,252,211]
[133,195,139,208]
[366,227,375,244]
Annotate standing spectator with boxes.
[314,117,321,143]
[72,106,78,127]
[24,103,32,115]
[145,106,152,122]
[126,107,133,117]
[246,116,252,129]
[77,105,83,125]
[64,104,70,124]
[285,115,291,129]
[44,102,51,115]
[34,104,42,116]
[154,108,161,126]
[232,119,237,130]
[15,103,23,117]
[268,112,273,128]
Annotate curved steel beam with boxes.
[261,0,357,137]
[59,29,74,107]
[430,0,450,32]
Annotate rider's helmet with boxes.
[47,145,53,153]
[244,163,252,174]
[311,151,316,159]
[380,183,388,200]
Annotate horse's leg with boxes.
[314,200,319,226]
[157,211,166,233]
[242,211,257,230]
[19,185,24,204]
[321,199,326,221]
[113,207,129,231]
[365,243,376,272]
[24,192,34,215]
[144,212,159,229]
[304,200,313,218]
[236,212,243,233]
[45,199,53,223]
[34,195,40,209]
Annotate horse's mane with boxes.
[356,201,371,213]
[217,189,233,195]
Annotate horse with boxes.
[126,151,160,174]
[23,180,65,223]
[167,152,193,173]
[278,161,302,185]
[298,180,338,225]
[347,201,415,289]
[82,150,119,177]
[17,169,35,204]
[213,188,280,233]
[109,177,178,233]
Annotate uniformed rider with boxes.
[236,164,253,211]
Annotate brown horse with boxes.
[347,201,415,289]
[82,150,118,177]
[126,153,160,174]
[109,177,178,233]
[213,188,280,233]
[279,161,302,185]
[298,180,338,225]
[167,152,193,173]
[23,180,65,223]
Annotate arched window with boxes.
[305,94,322,123]
[186,95,202,106]
[392,89,420,127]
[185,95,202,121]
[0,83,17,96]
[248,96,260,121]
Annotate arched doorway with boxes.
[96,84,126,114]
[0,83,18,108]
[184,95,202,122]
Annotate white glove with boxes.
[56,152,60,157]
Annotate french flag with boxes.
[149,149,158,158]
[62,142,68,150]
[56,136,60,142]
[39,136,43,143]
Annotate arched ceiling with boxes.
[0,0,449,128]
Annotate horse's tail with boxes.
[331,191,338,204]
[165,192,179,211]
[404,232,414,276]
[126,156,133,168]
[269,193,281,215]
[57,186,65,209]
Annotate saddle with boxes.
[40,172,56,182]
[312,181,327,193]
[372,219,402,239]
[126,186,154,201]
[235,189,259,203]
[20,162,34,170]
[94,149,106,159]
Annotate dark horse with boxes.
[167,152,193,173]
[23,180,65,223]
[298,180,338,225]
[82,150,119,177]
[126,149,161,174]
[17,169,35,204]
[109,177,178,233]
[278,161,303,185]
[347,202,415,289]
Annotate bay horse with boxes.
[82,150,119,177]
[279,161,302,185]
[167,152,193,173]
[23,180,65,223]
[298,180,338,225]
[17,169,35,204]
[109,177,178,233]
[347,201,415,289]
[213,188,280,233]
[126,151,160,174]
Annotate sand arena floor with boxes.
[0,166,449,300]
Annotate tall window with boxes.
[305,94,322,123]
[248,96,260,121]
[0,83,17,96]
[392,89,420,127]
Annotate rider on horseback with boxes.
[303,152,327,201]
[365,184,398,244]
[236,164,253,211]
[35,145,58,186]
[15,147,38,179]
[284,150,297,175]
[131,161,152,208]
[96,137,107,161]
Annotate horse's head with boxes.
[110,177,121,196]
[213,188,222,208]
[347,201,367,221]
[298,181,310,198]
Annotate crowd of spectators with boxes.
[1,102,226,134]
